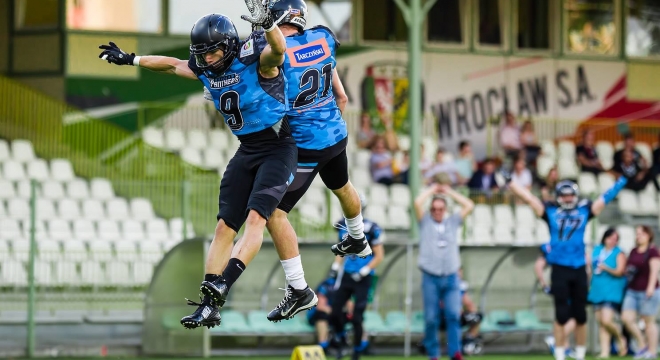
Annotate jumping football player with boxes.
[507,175,627,360]
[99,1,317,329]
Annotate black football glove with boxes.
[98,42,136,66]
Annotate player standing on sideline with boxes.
[507,174,627,360]
[98,1,319,329]
[256,0,372,322]
[330,194,384,360]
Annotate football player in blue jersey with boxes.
[329,194,384,360]
[99,1,319,329]
[508,174,627,360]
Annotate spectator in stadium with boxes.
[611,149,660,192]
[622,226,660,359]
[576,129,605,175]
[455,141,477,181]
[540,167,560,202]
[369,136,395,186]
[511,157,533,190]
[424,148,463,186]
[330,193,384,360]
[397,144,433,185]
[307,274,338,354]
[653,132,660,174]
[499,111,522,159]
[520,120,541,165]
[415,184,475,360]
[467,158,500,200]
[357,112,377,149]
[613,133,647,170]
[588,227,628,358]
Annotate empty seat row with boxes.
[1,197,155,221]
[0,260,155,287]
[1,158,75,182]
[0,139,36,163]
[0,178,115,200]
[0,218,194,242]
[143,128,239,152]
[617,189,660,216]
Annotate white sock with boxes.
[554,346,565,360]
[345,213,364,240]
[575,346,586,359]
[280,255,307,290]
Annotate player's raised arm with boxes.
[591,175,627,216]
[332,69,349,113]
[508,181,545,217]
[98,42,196,80]
[240,0,288,75]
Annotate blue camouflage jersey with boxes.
[336,218,382,275]
[542,200,594,268]
[282,26,347,150]
[189,32,288,138]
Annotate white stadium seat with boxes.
[169,218,195,240]
[122,220,146,241]
[54,261,79,286]
[202,148,226,170]
[48,219,73,241]
[299,204,325,224]
[115,241,139,261]
[350,168,371,189]
[493,204,514,229]
[90,178,115,200]
[301,187,326,206]
[3,160,26,181]
[354,150,371,168]
[557,141,575,160]
[62,240,88,261]
[390,184,411,207]
[0,201,5,218]
[539,140,556,159]
[638,192,658,215]
[66,178,90,200]
[596,141,614,170]
[514,228,535,245]
[106,198,130,220]
[598,172,615,194]
[26,159,50,181]
[73,219,97,241]
[34,262,53,286]
[20,220,47,240]
[164,128,186,151]
[472,205,493,227]
[57,199,81,220]
[133,262,154,285]
[97,220,121,241]
[387,205,410,229]
[536,156,555,178]
[181,147,204,167]
[187,129,209,150]
[2,260,27,286]
[130,198,155,221]
[493,227,513,245]
[88,241,113,262]
[208,129,229,150]
[80,261,104,286]
[470,227,492,246]
[50,159,75,182]
[0,219,22,239]
[558,158,579,179]
[636,143,653,165]
[41,180,65,200]
[106,262,131,286]
[11,139,36,163]
[0,139,10,161]
[368,184,390,206]
[7,198,30,219]
[12,240,30,261]
[536,220,550,244]
[16,180,39,199]
[366,204,387,226]
[82,199,106,220]
[143,127,164,148]
[146,219,171,241]
[38,240,61,262]
[618,226,636,254]
[577,172,597,196]
[617,190,639,215]
[0,179,16,199]
[35,198,55,220]
[140,241,163,264]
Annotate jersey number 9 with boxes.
[294,63,333,109]
[219,91,244,131]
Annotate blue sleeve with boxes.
[541,202,554,224]
[238,31,267,65]
[370,224,382,246]
[601,176,628,204]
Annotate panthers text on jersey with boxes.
[189,32,288,139]
[542,200,594,268]
[336,218,382,275]
[281,26,347,150]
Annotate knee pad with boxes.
[555,302,572,325]
[316,311,330,322]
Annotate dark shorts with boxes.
[591,301,621,311]
[217,135,297,232]
[551,265,588,308]
[277,137,349,213]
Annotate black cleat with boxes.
[267,285,318,322]
[180,296,221,329]
[331,234,372,258]
[351,351,361,360]
[200,276,229,307]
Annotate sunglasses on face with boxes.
[431,207,446,212]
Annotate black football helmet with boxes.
[270,0,307,31]
[555,180,579,209]
[189,14,239,74]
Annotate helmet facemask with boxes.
[190,42,235,74]
[555,181,579,210]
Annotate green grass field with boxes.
[97,356,603,360]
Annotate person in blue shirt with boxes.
[508,173,627,360]
[330,194,384,360]
[588,227,628,358]
[98,2,319,329]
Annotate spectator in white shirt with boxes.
[511,157,533,190]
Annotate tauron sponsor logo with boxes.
[209,74,240,88]
[293,45,325,62]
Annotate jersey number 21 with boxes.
[294,63,333,109]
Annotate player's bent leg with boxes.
[328,182,372,258]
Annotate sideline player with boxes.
[99,2,317,329]
[247,0,373,322]
[507,175,627,360]
[330,194,384,360]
